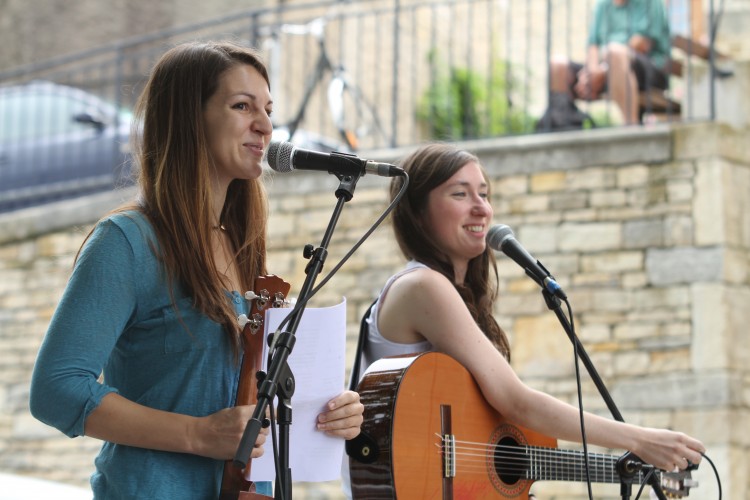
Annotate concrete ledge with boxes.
[0,188,136,245]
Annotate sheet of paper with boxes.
[249,297,347,483]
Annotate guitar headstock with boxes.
[238,275,292,346]
[657,469,699,498]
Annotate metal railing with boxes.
[0,0,728,212]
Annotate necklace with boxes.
[212,224,226,231]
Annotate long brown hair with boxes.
[92,41,270,354]
[390,143,510,360]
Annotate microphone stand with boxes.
[233,171,362,500]
[539,286,668,500]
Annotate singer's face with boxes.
[203,64,273,188]
[423,161,492,281]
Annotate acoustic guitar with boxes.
[219,275,291,500]
[349,351,697,499]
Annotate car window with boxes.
[0,88,110,142]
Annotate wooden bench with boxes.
[638,34,730,120]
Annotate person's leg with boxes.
[603,43,640,124]
[550,57,582,96]
[630,52,670,120]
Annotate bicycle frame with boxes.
[266,16,386,152]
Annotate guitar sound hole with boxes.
[493,436,528,485]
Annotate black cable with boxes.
[268,402,286,500]
[270,170,408,338]
[702,451,723,499]
[633,467,655,499]
[565,297,594,499]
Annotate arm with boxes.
[629,34,653,54]
[378,268,705,471]
[632,0,671,67]
[29,218,268,460]
[575,45,607,100]
[84,392,268,460]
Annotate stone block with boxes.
[565,167,616,190]
[693,158,726,246]
[686,58,750,130]
[590,189,627,207]
[494,175,528,196]
[558,222,622,252]
[645,247,723,285]
[617,164,650,188]
[529,171,565,192]
[580,251,643,273]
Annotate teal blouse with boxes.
[30,211,271,498]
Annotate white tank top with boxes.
[356,260,433,382]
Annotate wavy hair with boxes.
[389,143,510,360]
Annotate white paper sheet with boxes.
[249,297,347,483]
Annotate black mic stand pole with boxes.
[539,287,668,500]
[233,171,362,500]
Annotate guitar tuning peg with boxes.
[244,291,259,301]
[237,314,249,328]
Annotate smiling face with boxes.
[422,161,493,281]
[202,63,273,189]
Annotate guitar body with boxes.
[350,352,695,500]
[219,275,291,500]
[350,352,555,500]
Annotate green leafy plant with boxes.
[417,50,535,140]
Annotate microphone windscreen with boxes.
[266,141,295,173]
[486,224,514,251]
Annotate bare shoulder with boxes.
[377,267,459,344]
[389,266,454,295]
[381,266,451,313]
[381,265,494,357]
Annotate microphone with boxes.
[486,224,567,300]
[265,141,404,177]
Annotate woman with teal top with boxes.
[30,41,364,499]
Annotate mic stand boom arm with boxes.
[540,288,667,500]
[233,171,362,500]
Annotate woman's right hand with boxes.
[631,426,705,473]
[191,405,269,460]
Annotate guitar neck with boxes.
[526,445,647,484]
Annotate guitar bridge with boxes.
[442,433,456,478]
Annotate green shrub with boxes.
[417,51,535,140]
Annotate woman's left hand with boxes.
[316,390,364,440]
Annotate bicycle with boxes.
[263,16,387,152]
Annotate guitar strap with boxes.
[345,299,379,463]
[348,299,375,391]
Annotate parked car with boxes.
[0,80,134,213]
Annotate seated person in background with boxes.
[548,0,671,125]
[344,142,704,498]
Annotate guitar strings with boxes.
[425,434,684,495]
[435,435,631,482]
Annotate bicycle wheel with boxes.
[327,71,386,151]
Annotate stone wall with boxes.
[1,122,748,498]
